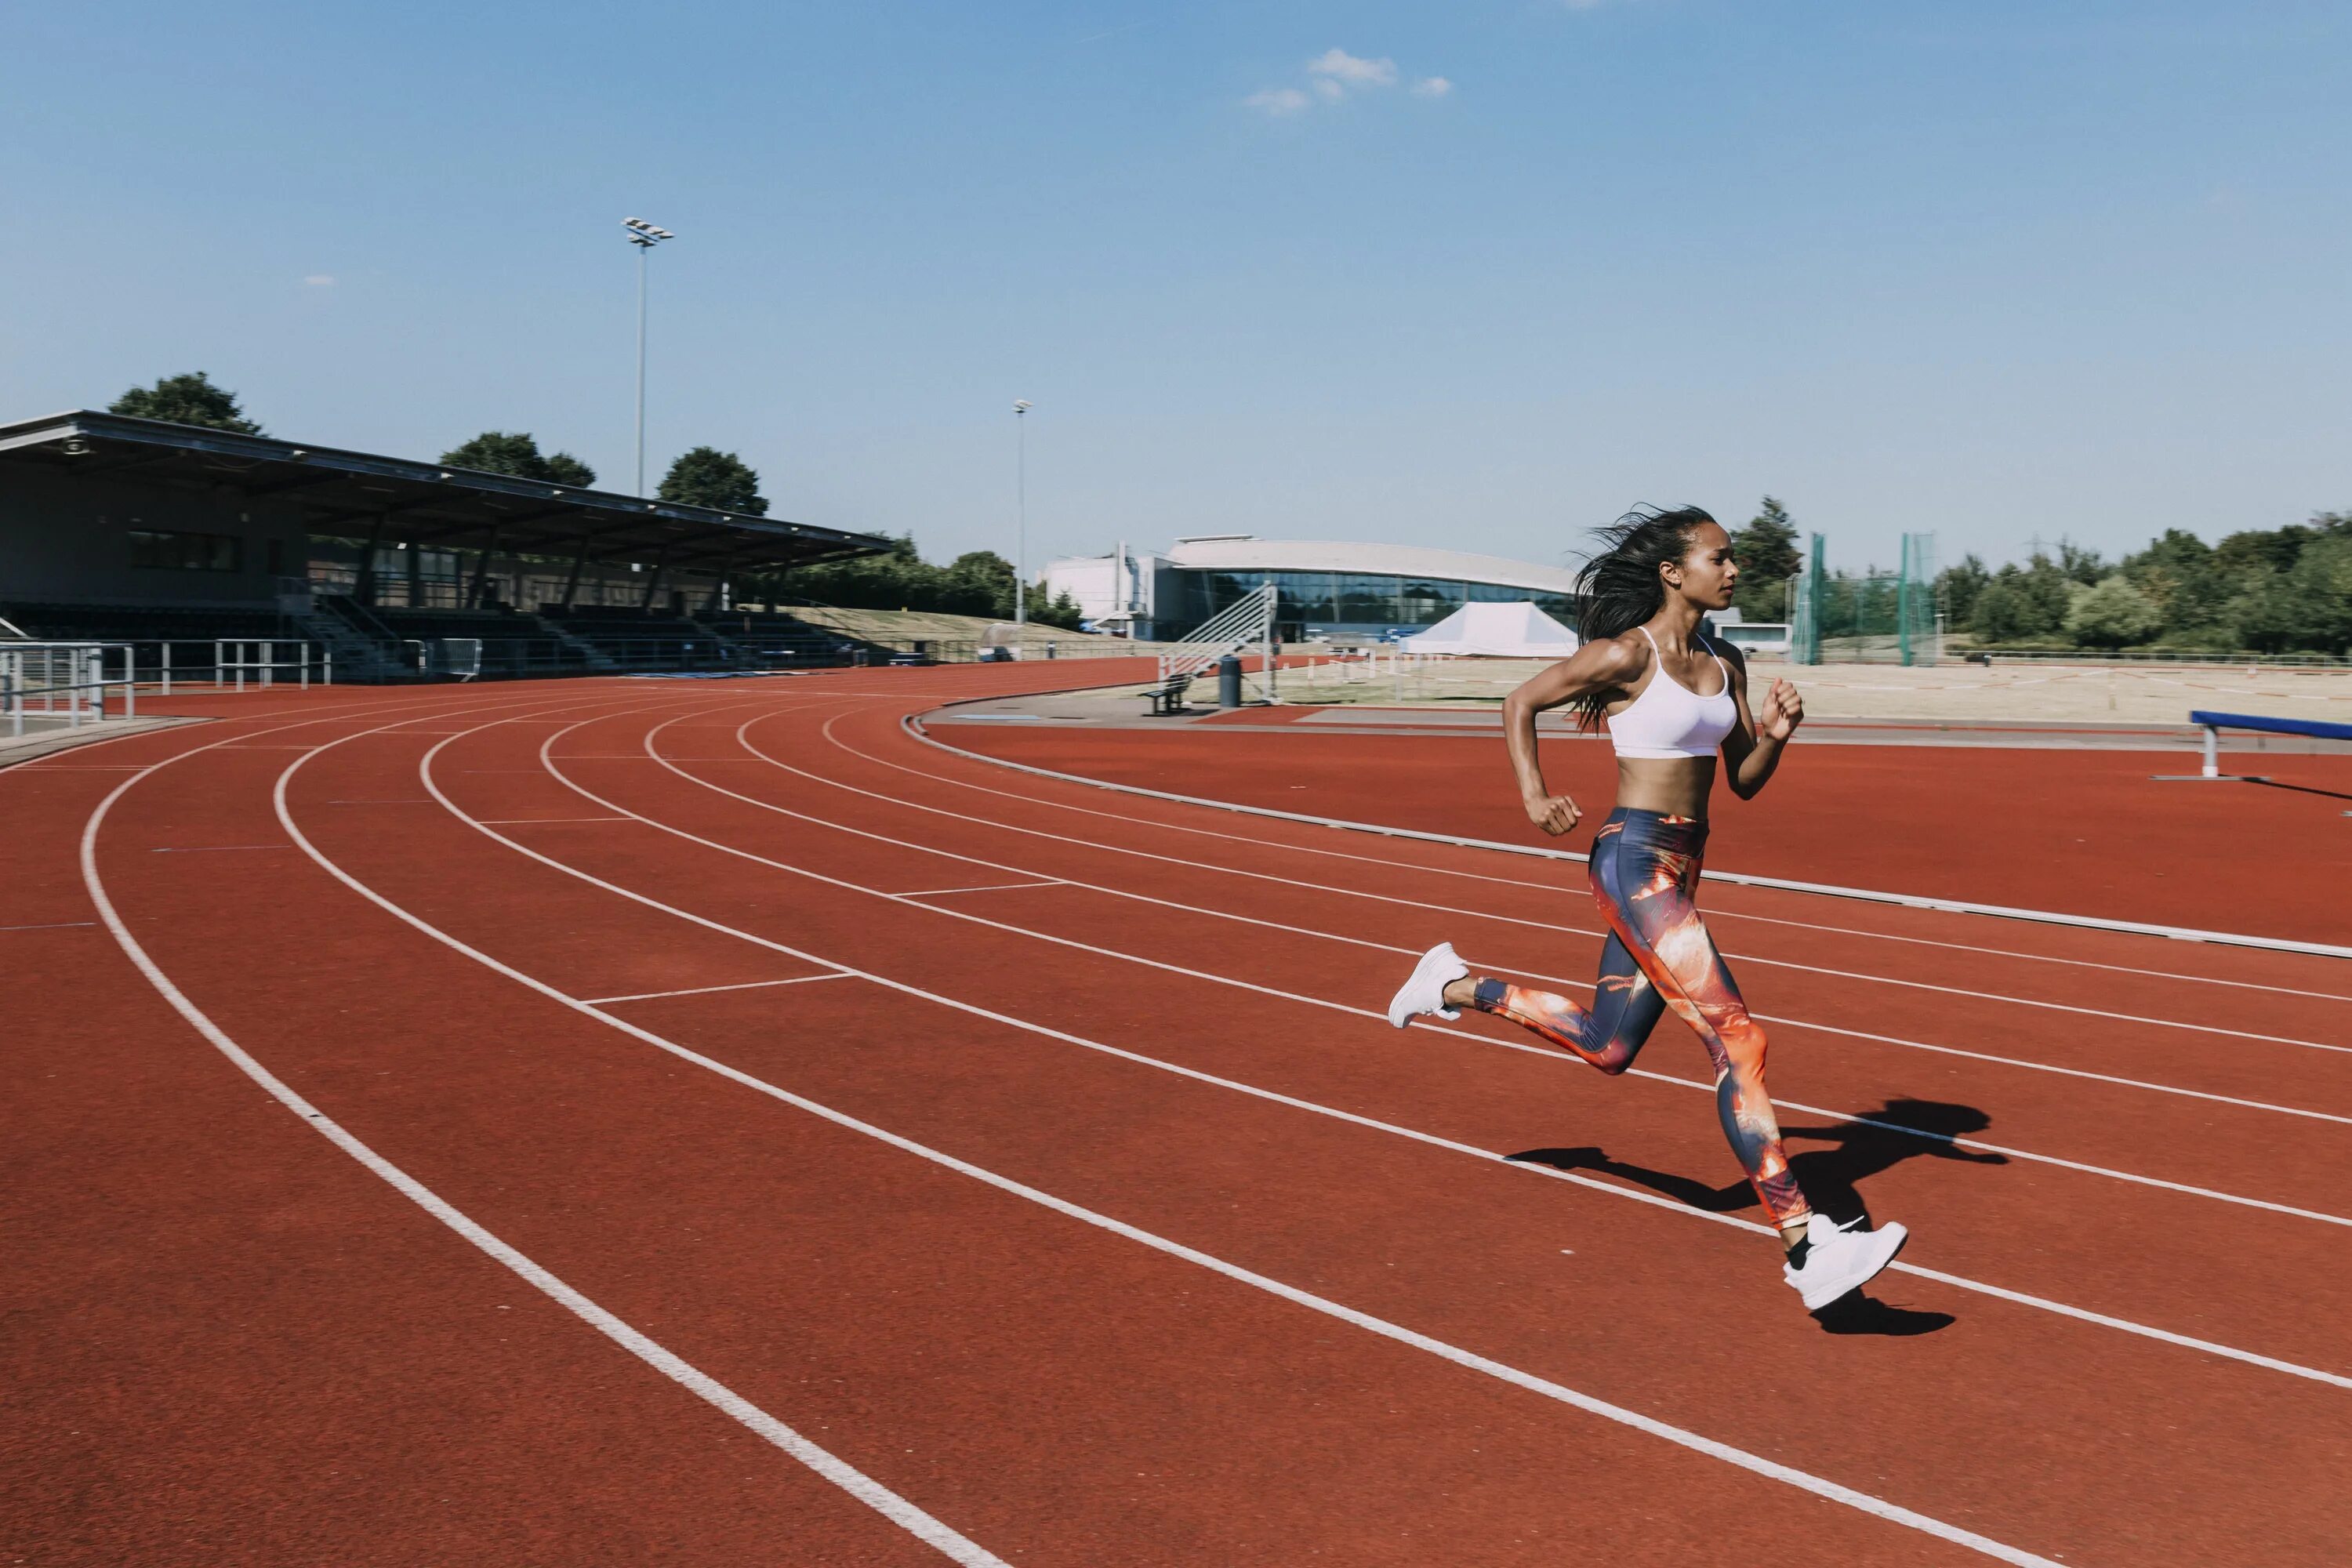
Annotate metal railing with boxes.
[1156,584,1278,687]
[2,642,136,736]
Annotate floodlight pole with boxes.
[635,243,649,495]
[623,217,676,496]
[1013,401,1032,644]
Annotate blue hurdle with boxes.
[2173,708,2352,780]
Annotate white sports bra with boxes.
[1607,626,1737,760]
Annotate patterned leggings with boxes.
[1470,807,1812,1229]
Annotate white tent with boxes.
[1401,601,1580,658]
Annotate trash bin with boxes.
[1217,653,1242,708]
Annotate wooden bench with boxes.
[1146,672,1192,715]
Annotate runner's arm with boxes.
[1502,637,1644,834]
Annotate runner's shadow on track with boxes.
[1509,1098,2002,1336]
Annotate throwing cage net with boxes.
[1789,531,1940,666]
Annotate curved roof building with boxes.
[1158,533,1581,640]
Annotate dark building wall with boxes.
[0,464,309,608]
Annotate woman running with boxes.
[1385,506,1906,1312]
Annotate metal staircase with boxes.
[304,597,400,682]
[539,618,621,672]
[1156,583,1278,691]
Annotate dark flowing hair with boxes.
[1566,505,1719,731]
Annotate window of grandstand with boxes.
[127,528,241,572]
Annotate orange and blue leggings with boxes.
[1469,807,1812,1229]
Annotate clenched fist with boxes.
[1758,677,1805,742]
[1524,792,1581,836]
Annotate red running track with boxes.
[6,662,2350,1566]
[944,713,2352,945]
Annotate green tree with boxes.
[1937,554,1991,630]
[2063,575,2162,648]
[1972,558,2070,643]
[2122,528,2224,637]
[659,447,768,514]
[2225,568,2300,652]
[1729,496,1802,622]
[440,430,597,487]
[2056,539,2107,586]
[110,371,263,434]
[2286,535,2352,652]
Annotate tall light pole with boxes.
[1012,400,1032,641]
[623,216,675,495]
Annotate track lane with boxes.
[16,696,994,1567]
[327,700,2352,1568]
[900,710,2352,998]
[239,698,2042,1566]
[581,702,2352,1215]
[812,708,2351,1051]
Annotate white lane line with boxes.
[662,712,2352,1137]
[150,844,293,853]
[906,717,2352,964]
[478,816,635,825]
[589,974,855,1004]
[278,738,2071,1567]
[83,699,1014,1568]
[862,716,2352,1002]
[1,920,98,931]
[426,706,2352,1389]
[775,717,2352,1057]
[898,880,1069,898]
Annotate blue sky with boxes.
[5,2,2346,575]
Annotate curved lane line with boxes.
[79,692,1016,1568]
[234,703,2081,1566]
[908,713,2352,962]
[410,699,2352,1391]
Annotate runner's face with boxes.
[1668,523,1738,609]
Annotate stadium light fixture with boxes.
[622,216,677,494]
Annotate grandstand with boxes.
[0,408,892,681]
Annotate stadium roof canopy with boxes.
[0,410,888,572]
[1165,534,1582,595]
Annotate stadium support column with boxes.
[355,512,387,607]
[467,524,503,610]
[560,531,590,612]
[641,546,668,612]
[705,549,735,615]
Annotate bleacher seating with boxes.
[367,607,596,677]
[541,608,741,668]
[693,610,869,668]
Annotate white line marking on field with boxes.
[666,713,2352,1136]
[588,974,855,1004]
[410,705,2352,1389]
[149,844,292,853]
[897,880,1068,898]
[82,701,1014,1568]
[0,920,98,931]
[800,720,2352,1054]
[278,730,2070,1566]
[478,816,634,825]
[908,720,2352,963]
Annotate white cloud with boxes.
[1307,48,1399,88]
[302,274,336,287]
[1250,46,1445,116]
[1244,86,1312,116]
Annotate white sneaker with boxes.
[1387,942,1468,1027]
[1782,1213,1908,1311]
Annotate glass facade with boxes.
[1171,569,1577,637]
